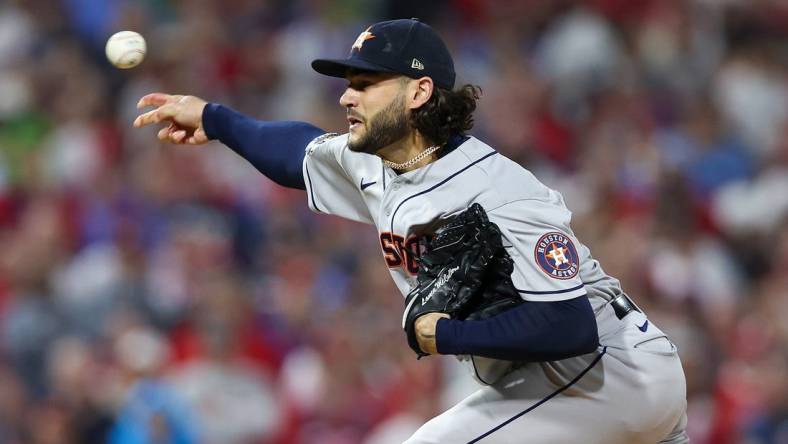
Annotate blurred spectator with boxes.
[46,336,114,442]
[170,271,282,444]
[0,364,28,443]
[108,326,199,444]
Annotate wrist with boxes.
[201,103,223,140]
[415,312,450,355]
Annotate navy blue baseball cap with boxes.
[311,19,456,90]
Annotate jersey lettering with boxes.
[379,232,402,267]
[379,232,421,275]
[404,236,420,274]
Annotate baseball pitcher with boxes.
[134,19,689,444]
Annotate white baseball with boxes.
[105,31,146,69]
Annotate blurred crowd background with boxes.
[0,0,787,443]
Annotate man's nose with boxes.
[340,88,358,108]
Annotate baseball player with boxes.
[134,18,689,444]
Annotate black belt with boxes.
[609,294,641,320]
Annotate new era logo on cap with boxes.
[411,58,424,70]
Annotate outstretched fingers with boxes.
[133,93,207,146]
[137,93,180,109]
[134,103,176,128]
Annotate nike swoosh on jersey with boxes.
[360,178,377,190]
[637,320,649,332]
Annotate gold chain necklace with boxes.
[382,145,441,171]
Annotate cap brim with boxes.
[311,58,398,79]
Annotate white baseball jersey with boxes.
[302,134,689,443]
[305,133,614,308]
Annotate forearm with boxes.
[202,103,326,190]
[436,296,599,361]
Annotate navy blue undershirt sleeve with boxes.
[202,103,326,190]
[436,296,599,361]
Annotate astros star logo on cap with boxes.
[351,27,375,51]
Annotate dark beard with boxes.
[348,94,409,154]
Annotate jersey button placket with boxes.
[383,179,401,218]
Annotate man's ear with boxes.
[406,77,434,110]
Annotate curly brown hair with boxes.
[410,84,482,147]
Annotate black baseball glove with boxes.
[402,203,523,358]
